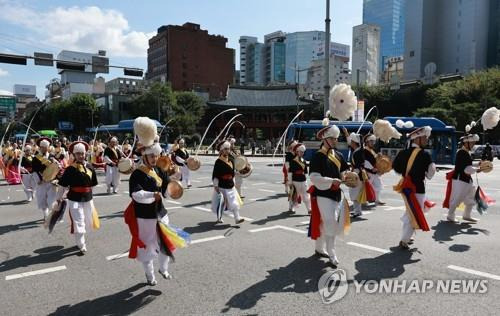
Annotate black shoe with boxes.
[408,239,414,245]
[399,241,410,250]
[314,250,330,258]
[236,219,245,225]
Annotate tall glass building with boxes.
[363,0,406,70]
[285,31,325,84]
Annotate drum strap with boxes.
[219,156,233,169]
[71,162,93,179]
[138,165,162,187]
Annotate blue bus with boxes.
[286,117,456,164]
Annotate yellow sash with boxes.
[138,165,163,187]
[320,147,341,170]
[71,162,93,179]
[36,154,51,166]
[293,156,305,170]
[393,148,421,192]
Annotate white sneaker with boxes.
[329,256,340,266]
[158,270,172,280]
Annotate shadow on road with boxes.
[353,246,420,282]
[0,219,41,236]
[48,283,161,316]
[0,245,80,273]
[182,200,212,208]
[431,220,489,251]
[183,221,235,235]
[221,255,328,313]
[0,199,30,206]
[251,211,306,226]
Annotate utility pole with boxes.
[324,0,331,115]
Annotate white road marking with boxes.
[106,252,129,261]
[167,206,183,210]
[165,200,182,205]
[94,195,122,199]
[381,206,405,211]
[300,220,310,225]
[251,182,266,186]
[5,265,67,280]
[447,265,500,281]
[197,177,210,180]
[191,235,225,244]
[193,206,254,221]
[249,225,306,234]
[347,242,390,254]
[191,180,201,183]
[258,189,276,193]
[250,198,267,201]
[249,226,281,233]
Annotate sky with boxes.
[0,0,363,99]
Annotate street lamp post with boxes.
[324,0,331,115]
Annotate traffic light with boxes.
[124,68,143,77]
[0,53,27,65]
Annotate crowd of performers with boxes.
[1,105,498,283]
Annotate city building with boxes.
[305,52,351,97]
[487,0,500,67]
[246,42,265,85]
[205,85,318,140]
[0,89,16,124]
[404,0,491,81]
[285,31,325,84]
[96,77,145,124]
[239,30,350,87]
[363,0,406,72]
[147,22,235,100]
[13,84,38,119]
[382,56,404,84]
[264,31,287,85]
[56,50,108,100]
[352,24,381,86]
[239,36,258,85]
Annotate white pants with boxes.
[235,173,243,196]
[105,166,121,192]
[401,193,425,243]
[36,180,57,217]
[180,165,191,187]
[22,173,35,200]
[448,180,476,220]
[69,200,94,249]
[289,181,311,213]
[349,183,362,215]
[137,217,170,281]
[314,197,342,261]
[369,173,383,202]
[211,187,241,223]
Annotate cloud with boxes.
[0,68,8,76]
[0,4,154,58]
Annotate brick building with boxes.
[147,22,235,100]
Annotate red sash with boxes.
[442,170,455,209]
[124,202,146,258]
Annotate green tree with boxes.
[129,82,206,140]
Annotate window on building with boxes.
[410,51,415,57]
[119,80,124,84]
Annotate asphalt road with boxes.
[1,156,500,315]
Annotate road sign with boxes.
[34,52,54,66]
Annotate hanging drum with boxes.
[186,157,201,171]
[375,154,392,174]
[167,180,184,199]
[42,162,61,182]
[118,158,134,175]
[234,155,248,172]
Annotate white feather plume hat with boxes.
[134,117,158,147]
